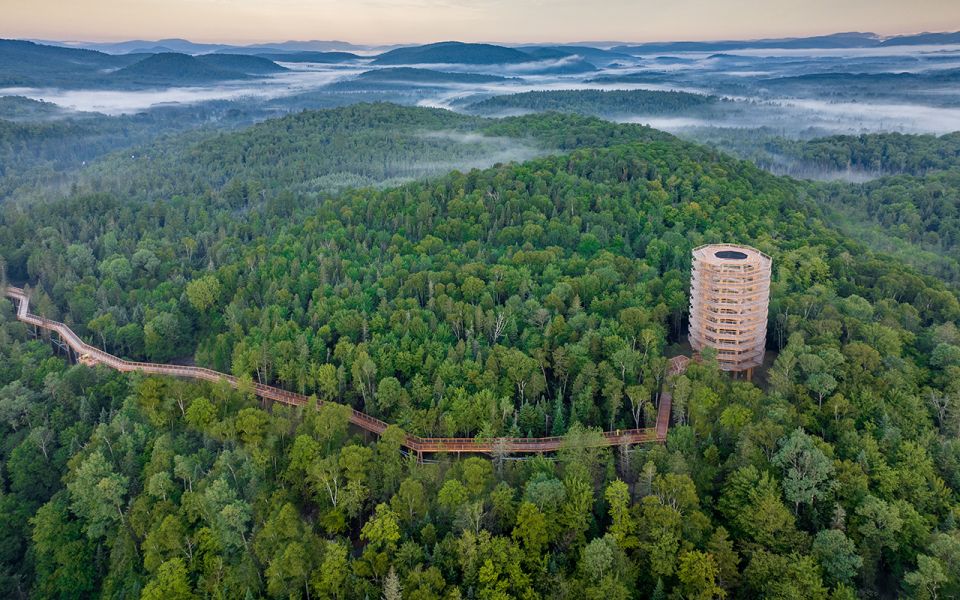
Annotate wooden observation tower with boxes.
[688,244,772,379]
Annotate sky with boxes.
[4,0,960,45]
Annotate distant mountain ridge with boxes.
[613,30,960,54]
[195,54,288,74]
[367,42,602,74]
[5,31,960,92]
[115,53,288,83]
[880,31,960,46]
[0,39,141,86]
[372,41,533,65]
[252,51,362,63]
[614,32,883,54]
[38,37,370,55]
[114,53,255,83]
[354,67,511,83]
[31,29,960,61]
[0,40,287,87]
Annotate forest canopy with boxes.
[1,103,959,599]
[466,89,723,118]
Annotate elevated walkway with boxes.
[4,286,685,456]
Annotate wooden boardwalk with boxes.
[5,286,685,455]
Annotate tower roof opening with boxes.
[715,250,748,260]
[689,243,772,373]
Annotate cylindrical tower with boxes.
[688,244,772,374]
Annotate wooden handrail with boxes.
[4,286,681,455]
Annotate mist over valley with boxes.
[6,5,960,597]
[5,35,960,190]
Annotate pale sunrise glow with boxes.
[4,0,960,44]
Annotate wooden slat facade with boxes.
[688,244,771,372]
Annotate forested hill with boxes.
[75,104,672,199]
[0,100,264,202]
[353,68,512,84]
[727,131,960,283]
[0,40,287,88]
[253,51,361,63]
[194,54,289,75]
[467,89,722,117]
[372,41,532,65]
[759,132,960,177]
[114,53,287,83]
[0,39,139,87]
[0,96,64,120]
[693,129,960,284]
[2,104,960,598]
[815,168,960,284]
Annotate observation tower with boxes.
[688,244,772,378]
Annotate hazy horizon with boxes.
[22,28,960,48]
[5,0,960,46]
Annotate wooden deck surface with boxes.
[5,286,684,455]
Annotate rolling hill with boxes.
[195,53,288,74]
[0,40,287,87]
[114,52,286,83]
[467,89,721,117]
[613,31,882,54]
[114,53,252,83]
[372,41,533,65]
[523,44,635,65]
[253,51,362,63]
[353,67,512,84]
[0,39,140,86]
[74,103,670,198]
[880,30,960,46]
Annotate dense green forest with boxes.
[72,105,670,199]
[0,40,289,88]
[813,169,960,284]
[352,69,512,85]
[803,134,960,285]
[707,131,960,178]
[371,42,535,65]
[0,98,266,201]
[1,103,960,599]
[466,90,722,118]
[691,130,960,284]
[112,53,286,85]
[775,132,960,176]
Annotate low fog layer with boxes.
[0,64,371,114]
[4,42,960,192]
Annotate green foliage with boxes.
[468,89,721,118]
[186,275,222,312]
[812,529,862,586]
[766,132,960,177]
[744,550,828,599]
[0,103,959,599]
[141,558,197,600]
[773,428,836,513]
[677,550,724,600]
[66,450,129,539]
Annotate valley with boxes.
[1,29,960,600]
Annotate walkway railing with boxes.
[4,286,682,455]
